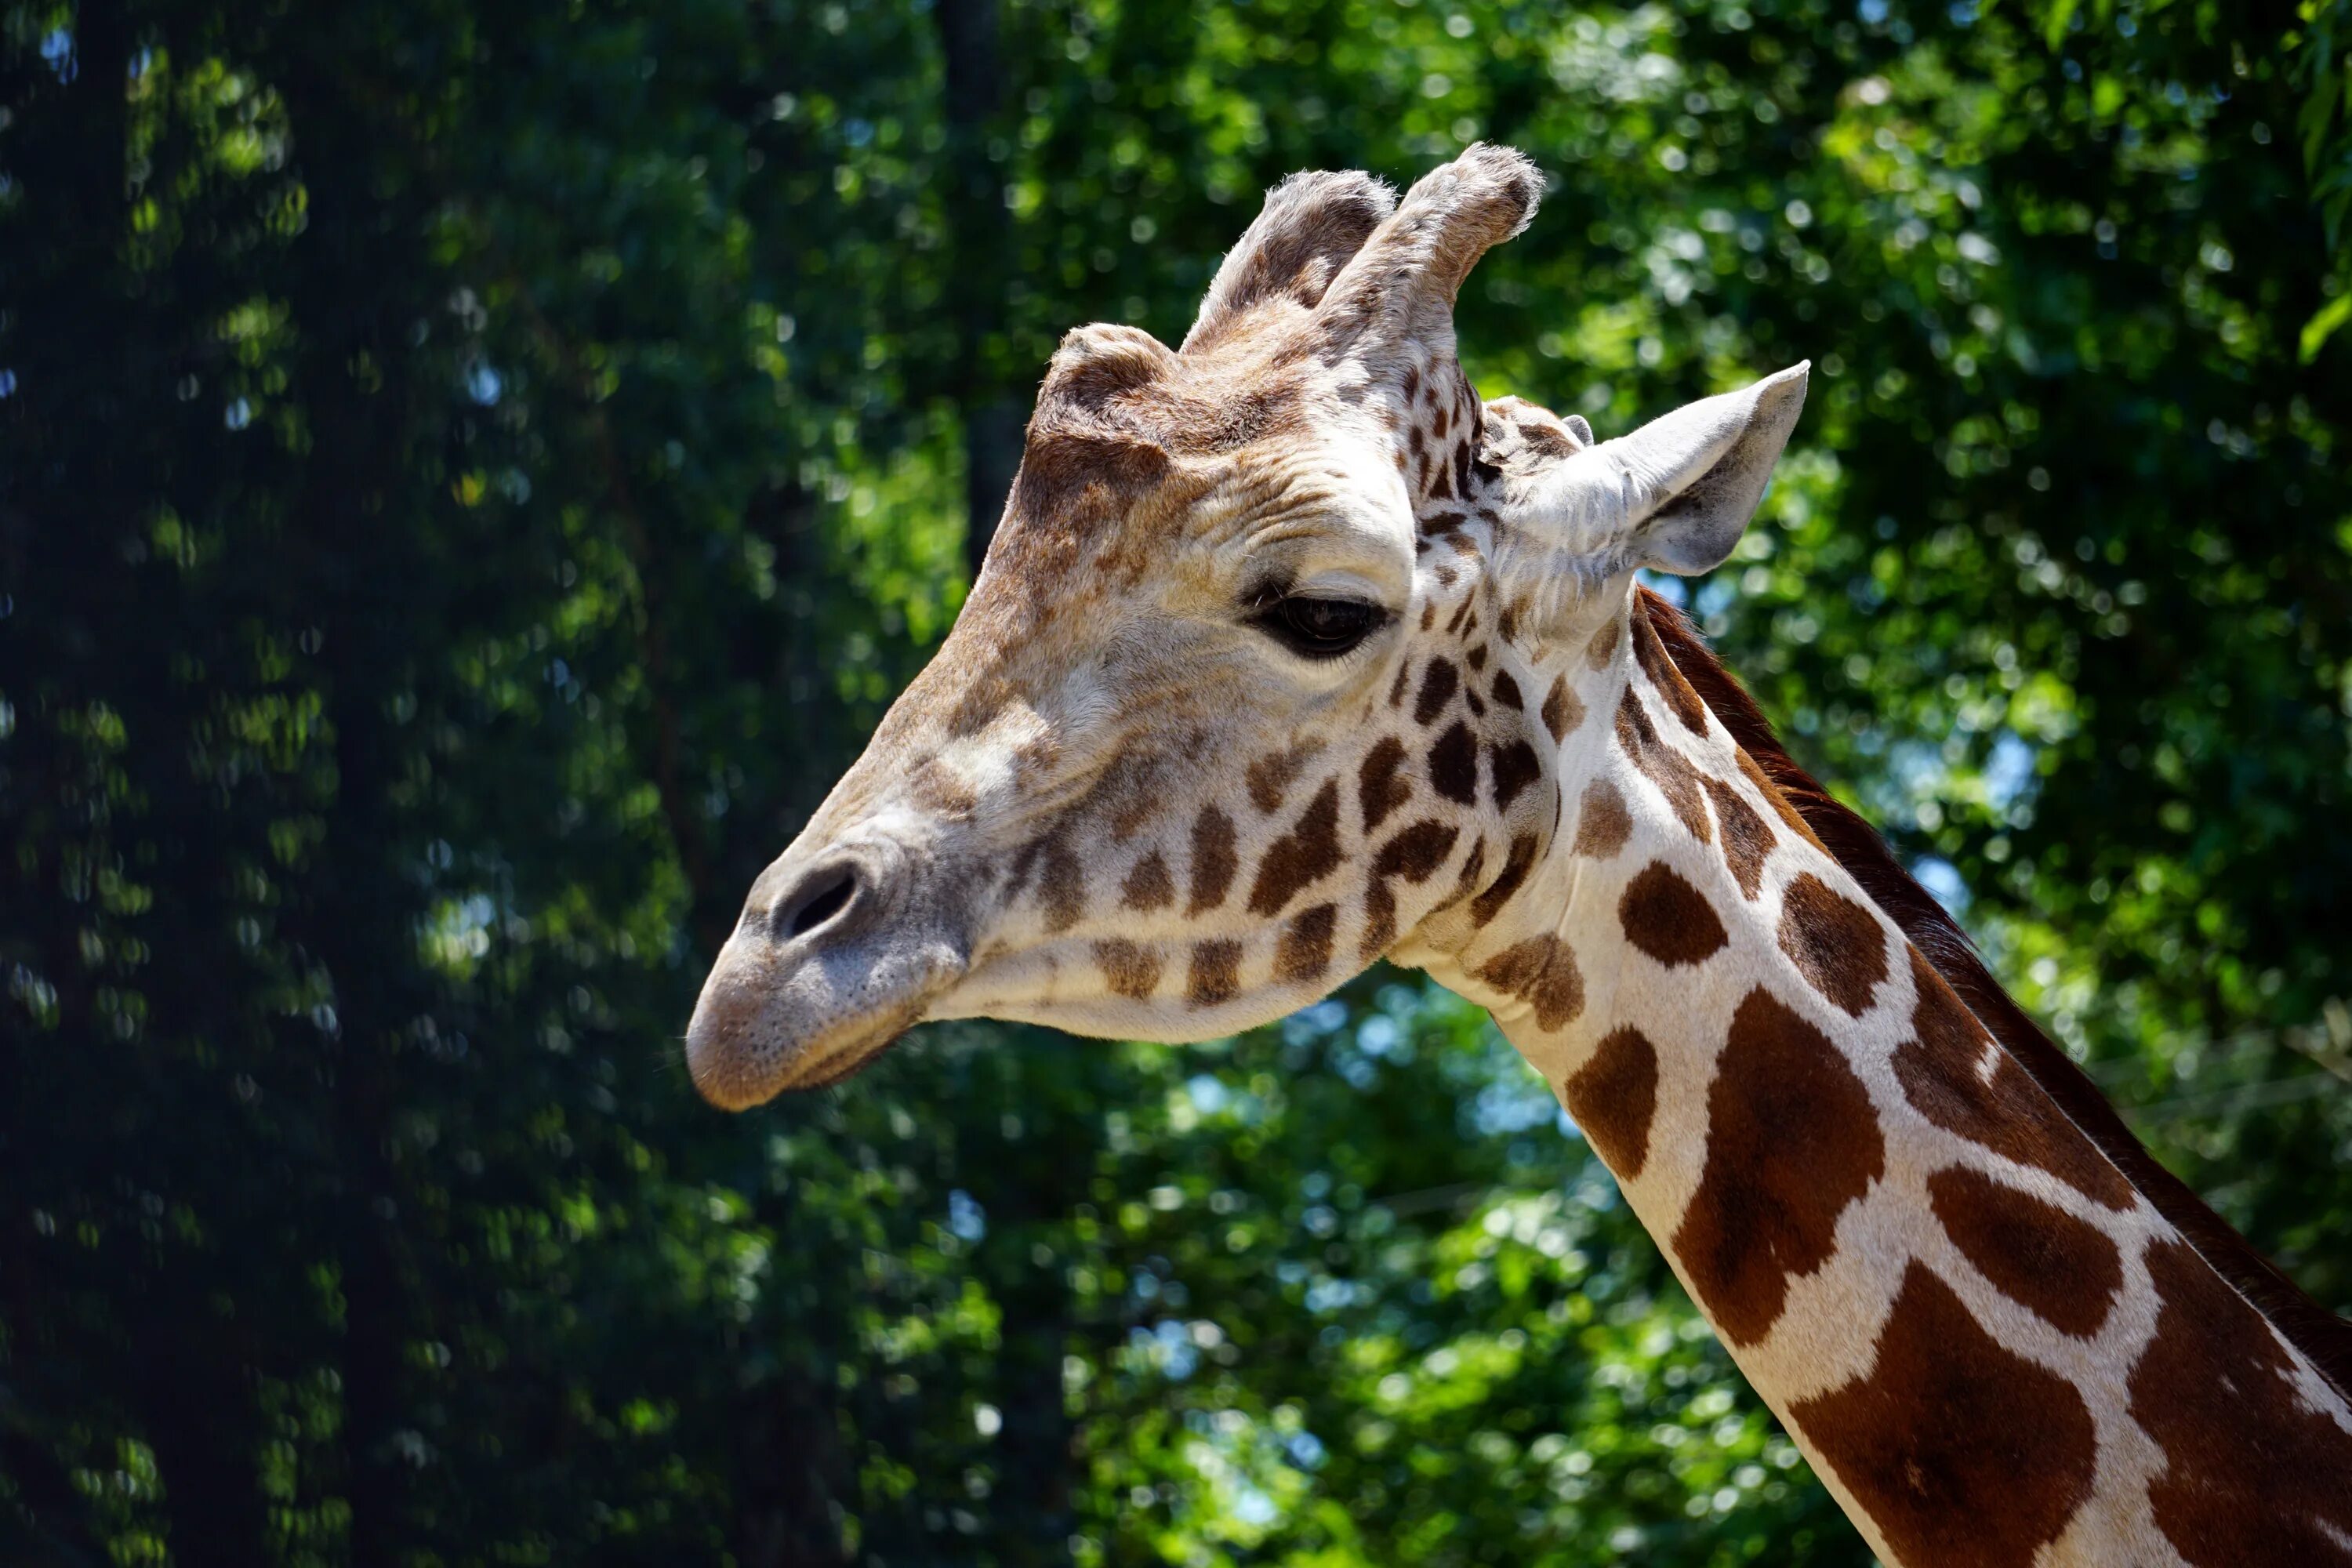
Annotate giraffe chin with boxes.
[683,927,966,1109]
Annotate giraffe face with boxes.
[686,147,1806,1108]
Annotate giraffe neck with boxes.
[1401,591,2352,1568]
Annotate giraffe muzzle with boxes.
[684,837,971,1109]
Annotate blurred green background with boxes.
[6,0,2352,1563]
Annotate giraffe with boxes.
[685,146,2352,1566]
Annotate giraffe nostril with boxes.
[776,866,859,942]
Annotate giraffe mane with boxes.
[1638,585,2352,1398]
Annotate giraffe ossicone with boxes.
[688,147,2352,1567]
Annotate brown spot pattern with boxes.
[1359,887,1397,963]
[1893,949,2135,1210]
[1516,416,1576,459]
[1449,837,1487,909]
[1616,688,1712,844]
[1037,836,1085,933]
[1777,873,1889,1017]
[1563,1027,1658,1178]
[1585,615,1621,669]
[1737,747,1824,848]
[909,760,979,818]
[1926,1167,2122,1338]
[1358,735,1410,833]
[1793,1264,2096,1568]
[1572,779,1632,859]
[1671,988,1885,1345]
[1246,745,1313,813]
[1429,720,1479,804]
[1541,674,1584,742]
[1186,939,1242,1008]
[1374,818,1458,884]
[1094,939,1163,1000]
[1617,862,1727,967]
[1468,833,1538,928]
[1247,780,1341,916]
[1276,903,1338,987]
[1632,605,1711,735]
[1476,935,1584,1030]
[1490,668,1521,710]
[1700,775,1775,899]
[1120,851,1174,912]
[1186,805,1238,916]
[1489,739,1542,811]
[1357,818,1461,961]
[2128,1238,2352,1567]
[1414,659,1459,725]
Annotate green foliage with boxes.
[3,2,2348,1565]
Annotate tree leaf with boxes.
[2300,292,2352,362]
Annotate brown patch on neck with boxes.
[1671,986,1885,1345]
[1563,1026,1658,1178]
[1926,1166,2122,1338]
[1541,673,1585,742]
[1571,779,1632,858]
[1776,873,1891,1017]
[1792,1262,2096,1567]
[1585,615,1621,669]
[1635,586,2352,1397]
[1614,688,1712,844]
[1475,934,1584,1030]
[1896,948,2135,1211]
[1632,603,1710,735]
[2129,1238,2352,1566]
[1617,862,1727,967]
[1700,774,1775,898]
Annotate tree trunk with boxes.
[935,0,1023,578]
[272,29,435,1563]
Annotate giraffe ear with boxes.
[1504,363,1810,579]
[1181,171,1398,354]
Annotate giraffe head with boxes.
[687,146,1806,1108]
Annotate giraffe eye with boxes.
[1253,595,1388,660]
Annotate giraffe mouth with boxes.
[684,839,971,1109]
[684,938,964,1109]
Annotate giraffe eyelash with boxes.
[1247,592,1391,660]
